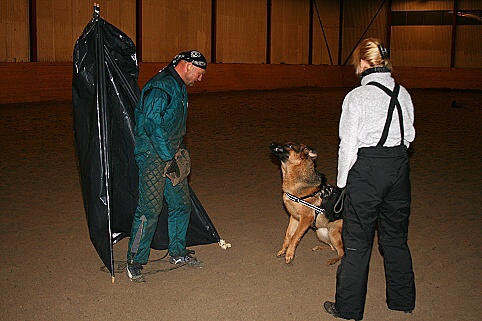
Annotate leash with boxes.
[100,254,187,275]
[285,192,324,229]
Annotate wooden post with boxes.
[386,0,392,56]
[136,0,142,62]
[337,0,343,65]
[266,0,272,64]
[29,0,37,62]
[309,0,314,65]
[450,0,458,68]
[211,0,217,63]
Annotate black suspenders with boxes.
[367,82,404,147]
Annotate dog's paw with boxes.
[285,254,294,264]
[285,251,295,264]
[277,250,286,258]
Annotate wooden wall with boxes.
[2,0,481,68]
[216,0,266,63]
[0,0,137,62]
[142,0,211,62]
[271,1,310,64]
[0,0,29,62]
[391,0,482,68]
[391,26,452,67]
[1,0,481,104]
[340,0,389,66]
[446,0,482,68]
[1,62,481,104]
[455,25,482,68]
[311,0,340,65]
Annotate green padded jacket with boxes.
[134,65,188,161]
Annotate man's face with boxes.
[184,64,205,86]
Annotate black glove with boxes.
[165,158,180,177]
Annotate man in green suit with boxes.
[126,50,207,282]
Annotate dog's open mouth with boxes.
[270,142,289,161]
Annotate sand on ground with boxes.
[0,87,481,320]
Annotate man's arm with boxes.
[142,88,175,161]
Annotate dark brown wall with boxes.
[0,62,480,104]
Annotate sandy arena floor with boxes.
[0,87,481,320]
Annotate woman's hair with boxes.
[351,38,392,76]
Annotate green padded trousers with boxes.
[127,150,192,264]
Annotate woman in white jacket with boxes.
[324,38,416,321]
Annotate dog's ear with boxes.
[305,147,317,159]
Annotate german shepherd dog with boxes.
[270,142,344,265]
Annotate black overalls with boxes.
[334,82,416,320]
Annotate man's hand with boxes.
[165,158,180,179]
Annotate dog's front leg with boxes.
[284,216,313,264]
[277,216,299,259]
[326,220,344,265]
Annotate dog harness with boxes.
[285,191,324,229]
[285,191,323,211]
[286,185,346,228]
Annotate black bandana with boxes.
[172,50,207,69]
